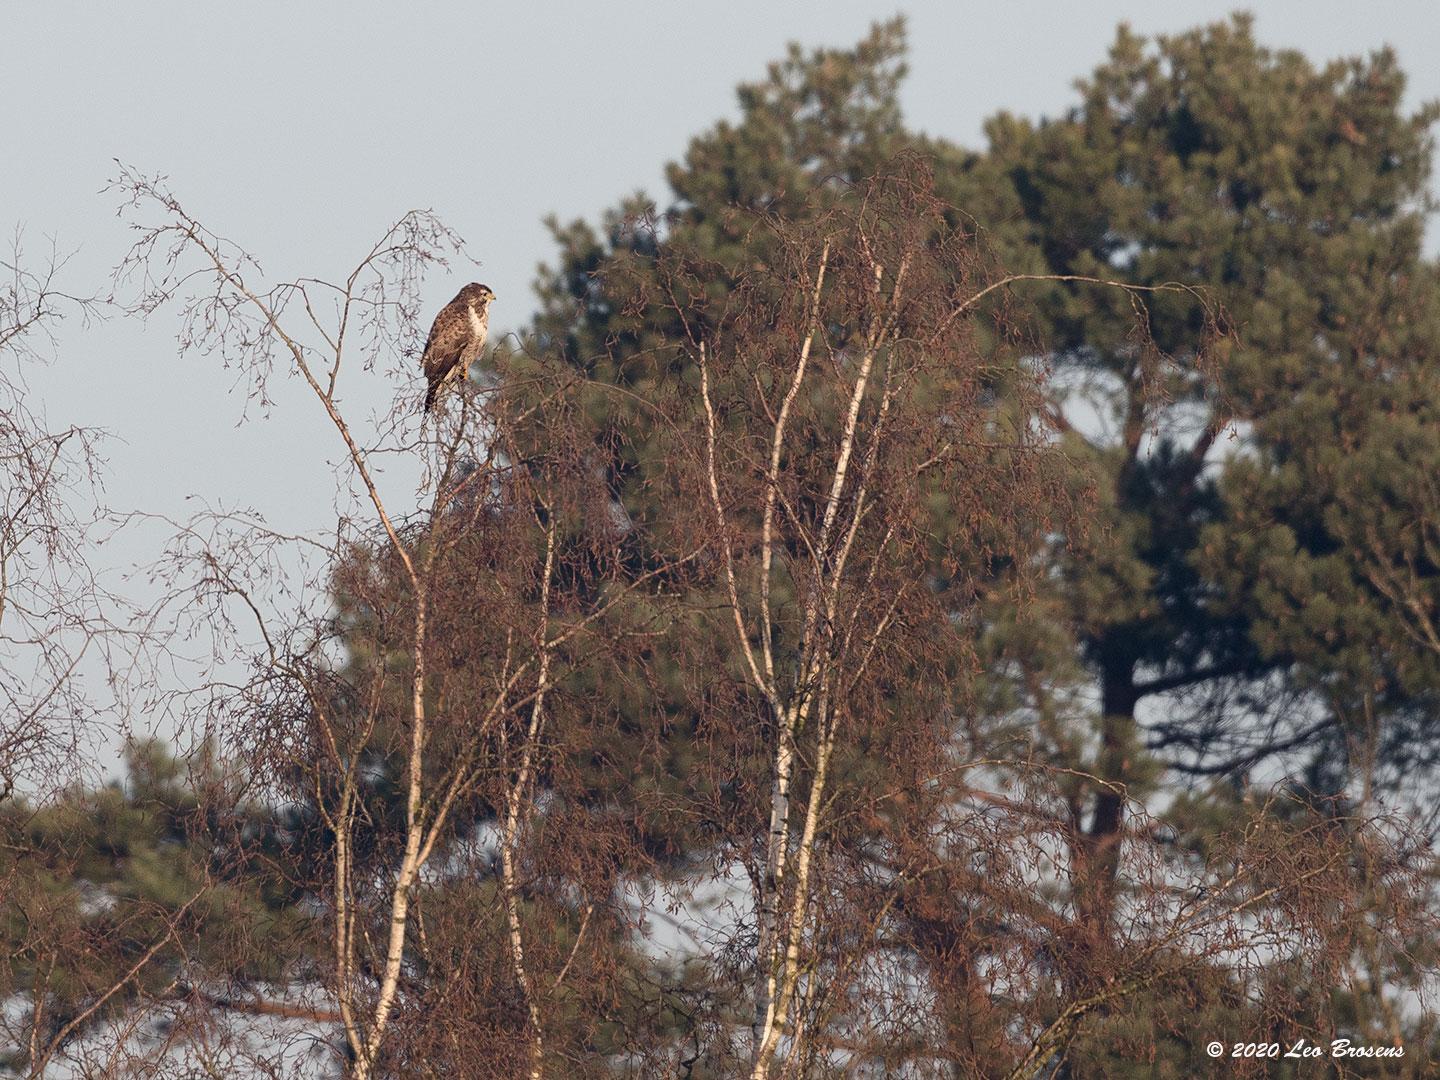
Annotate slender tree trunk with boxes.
[1078,647,1136,940]
[752,697,835,1079]
[501,523,556,1080]
[354,589,430,1078]
[751,700,805,1061]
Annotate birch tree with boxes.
[111,169,671,1077]
[635,167,1071,1075]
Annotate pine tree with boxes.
[974,14,1438,944]
[502,15,1440,1073]
[0,742,318,1073]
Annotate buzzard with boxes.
[420,282,495,412]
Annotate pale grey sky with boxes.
[4,2,1439,756]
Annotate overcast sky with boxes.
[5,2,1439,755]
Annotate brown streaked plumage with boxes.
[420,283,495,413]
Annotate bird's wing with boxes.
[421,303,471,384]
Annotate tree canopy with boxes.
[2,13,1438,1079]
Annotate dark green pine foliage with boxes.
[971,18,1439,963]
[516,5,1440,854]
[951,17,1440,1072]
[1206,266,1440,789]
[506,24,1051,883]
[0,742,316,1070]
[501,19,934,864]
[504,14,1440,1074]
[977,14,1439,772]
[524,18,915,520]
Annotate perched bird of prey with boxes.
[420,282,495,412]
